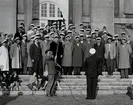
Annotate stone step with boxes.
[19,84,129,91]
[19,75,133,82]
[54,85,128,90]
[0,89,128,96]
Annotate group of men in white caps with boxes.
[0,21,133,96]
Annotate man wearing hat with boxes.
[80,34,85,44]
[91,32,97,44]
[14,26,24,40]
[68,24,73,30]
[41,34,51,71]
[80,29,85,35]
[44,25,50,36]
[39,27,45,39]
[72,35,83,75]
[104,36,116,75]
[94,37,105,75]
[126,35,133,75]
[27,35,35,75]
[121,31,126,37]
[21,34,28,74]
[84,48,101,99]
[10,37,22,84]
[98,26,108,37]
[79,23,84,30]
[118,37,132,78]
[83,35,93,62]
[50,34,63,66]
[86,28,91,35]
[62,34,73,75]
[27,24,35,40]
[50,26,54,33]
[67,30,73,40]
[52,22,59,34]
[72,26,78,37]
[94,28,99,37]
[30,36,43,78]
[113,34,121,71]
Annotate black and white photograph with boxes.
[0,0,133,105]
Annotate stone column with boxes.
[0,0,16,34]
[90,0,114,33]
[73,0,82,32]
[24,0,33,31]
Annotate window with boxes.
[40,2,63,19]
[41,3,47,17]
[58,8,62,17]
[49,4,55,17]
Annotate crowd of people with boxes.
[0,22,133,96]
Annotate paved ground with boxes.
[4,94,133,105]
[0,96,18,105]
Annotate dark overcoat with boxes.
[72,41,83,67]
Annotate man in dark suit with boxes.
[30,36,43,78]
[50,35,63,66]
[94,37,105,75]
[84,48,100,99]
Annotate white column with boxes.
[0,0,16,34]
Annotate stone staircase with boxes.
[0,72,133,96]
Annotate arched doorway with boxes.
[39,1,65,29]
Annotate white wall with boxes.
[40,0,69,27]
[0,0,16,34]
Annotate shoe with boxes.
[120,77,124,79]
[86,97,91,99]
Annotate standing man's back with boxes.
[84,48,100,100]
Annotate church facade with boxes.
[0,0,133,36]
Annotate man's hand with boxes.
[55,56,57,61]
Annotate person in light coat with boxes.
[104,37,116,75]
[118,37,132,78]
[0,39,10,89]
[10,37,22,76]
[0,39,9,72]
[62,35,73,75]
